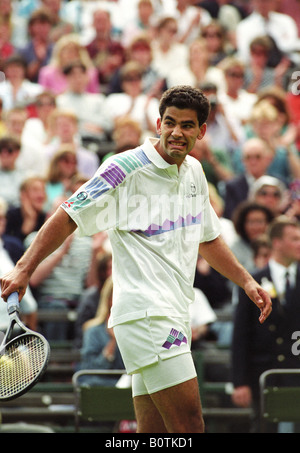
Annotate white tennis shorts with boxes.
[132,353,197,397]
[113,315,197,394]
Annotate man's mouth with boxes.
[169,141,186,149]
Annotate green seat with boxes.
[260,369,300,432]
[72,370,135,432]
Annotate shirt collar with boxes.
[142,137,179,175]
[269,258,297,284]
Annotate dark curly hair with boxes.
[159,85,210,127]
[232,201,274,242]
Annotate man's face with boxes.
[67,67,88,93]
[252,0,276,17]
[242,142,272,178]
[22,180,47,212]
[277,226,300,263]
[156,106,206,167]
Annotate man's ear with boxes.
[197,123,207,140]
[156,117,162,135]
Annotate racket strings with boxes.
[0,335,47,399]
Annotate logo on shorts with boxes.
[162,328,187,350]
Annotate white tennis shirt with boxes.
[61,137,221,327]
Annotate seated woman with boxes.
[77,276,125,386]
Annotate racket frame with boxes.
[0,293,50,401]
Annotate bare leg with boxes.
[133,377,204,433]
[134,394,168,433]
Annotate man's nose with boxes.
[172,125,183,137]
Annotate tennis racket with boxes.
[0,292,50,401]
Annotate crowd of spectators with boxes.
[1,0,300,432]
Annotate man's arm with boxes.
[0,207,77,301]
[198,236,272,323]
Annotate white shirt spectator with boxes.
[236,11,299,63]
[0,240,37,331]
[104,92,159,135]
[218,89,257,125]
[189,287,217,330]
[0,80,43,111]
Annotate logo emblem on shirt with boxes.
[190,183,196,194]
[77,191,88,201]
[186,182,197,198]
[162,328,187,349]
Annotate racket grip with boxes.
[7,292,20,314]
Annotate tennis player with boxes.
[0,85,272,433]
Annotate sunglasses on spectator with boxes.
[226,71,244,78]
[203,32,222,38]
[0,147,18,154]
[244,154,263,160]
[61,156,77,164]
[36,100,55,107]
[123,74,142,82]
[251,48,268,56]
[257,189,281,198]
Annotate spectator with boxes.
[104,61,159,136]
[208,182,237,247]
[17,8,54,83]
[230,201,274,272]
[242,101,300,185]
[121,0,156,48]
[251,234,272,269]
[0,0,28,50]
[110,115,143,156]
[190,287,217,349]
[189,131,234,191]
[173,0,212,45]
[103,115,143,162]
[38,33,99,95]
[43,109,99,178]
[166,38,226,94]
[0,196,37,332]
[0,99,7,137]
[0,16,15,72]
[249,175,288,217]
[5,175,47,243]
[231,216,300,432]
[41,0,74,43]
[74,251,112,349]
[85,9,125,94]
[286,88,300,153]
[109,33,165,99]
[215,0,243,48]
[194,253,232,311]
[0,196,24,264]
[3,106,27,143]
[201,19,231,66]
[223,137,274,220]
[0,54,43,111]
[151,16,188,80]
[244,36,291,93]
[235,0,299,66]
[278,0,300,35]
[200,82,244,150]
[56,61,110,141]
[27,197,93,341]
[0,136,28,208]
[256,86,298,149]
[77,276,125,386]
[44,147,81,210]
[21,90,56,155]
[218,56,257,128]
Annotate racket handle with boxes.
[7,292,20,314]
